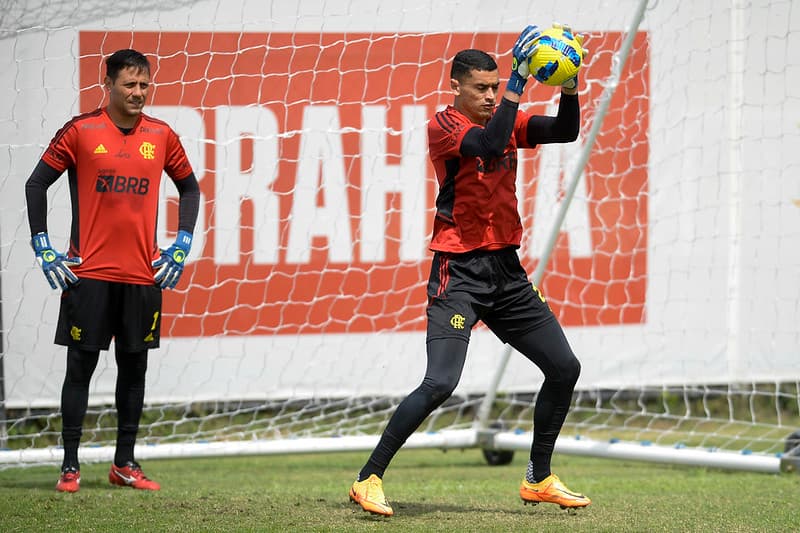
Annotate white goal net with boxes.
[1,0,799,473]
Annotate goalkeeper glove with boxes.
[31,232,81,290]
[152,230,192,290]
[507,25,542,95]
[554,23,588,91]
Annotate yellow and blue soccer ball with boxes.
[528,26,584,86]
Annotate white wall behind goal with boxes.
[1,0,798,407]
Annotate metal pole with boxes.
[0,243,7,449]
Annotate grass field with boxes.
[1,448,799,532]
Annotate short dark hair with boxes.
[105,49,150,81]
[450,49,497,81]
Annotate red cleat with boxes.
[56,467,80,493]
[109,461,161,491]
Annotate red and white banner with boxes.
[79,31,649,337]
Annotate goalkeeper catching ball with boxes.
[349,24,590,515]
[24,48,200,493]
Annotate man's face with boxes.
[105,66,150,121]
[451,69,500,125]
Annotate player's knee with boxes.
[65,349,100,386]
[430,379,458,404]
[116,350,148,383]
[421,376,458,406]
[563,356,581,386]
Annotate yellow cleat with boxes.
[349,474,394,516]
[520,474,591,509]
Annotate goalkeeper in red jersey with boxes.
[24,48,200,493]
[350,25,590,515]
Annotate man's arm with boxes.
[25,160,81,290]
[152,172,200,290]
[459,25,542,159]
[25,160,62,235]
[460,98,520,158]
[525,92,580,145]
[173,172,200,234]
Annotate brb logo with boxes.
[477,150,517,175]
[95,175,150,195]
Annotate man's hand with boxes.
[507,25,542,95]
[152,230,193,290]
[31,232,81,290]
[557,24,588,92]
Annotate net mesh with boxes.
[2,0,799,467]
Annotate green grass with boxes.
[1,449,799,532]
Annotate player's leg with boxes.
[60,347,100,470]
[482,250,588,507]
[113,348,147,467]
[350,251,479,516]
[56,347,100,492]
[511,321,580,481]
[108,347,159,490]
[358,336,468,480]
[510,322,589,508]
[107,282,161,490]
[513,327,589,508]
[350,336,469,515]
[53,278,113,492]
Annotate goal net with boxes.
[2,0,799,473]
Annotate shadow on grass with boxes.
[345,498,549,519]
[0,475,120,492]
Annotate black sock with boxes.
[113,349,148,467]
[60,348,100,471]
[358,430,404,481]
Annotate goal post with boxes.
[1,0,799,473]
[475,0,648,435]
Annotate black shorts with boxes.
[426,247,555,344]
[55,278,163,351]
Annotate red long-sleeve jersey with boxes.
[427,104,535,253]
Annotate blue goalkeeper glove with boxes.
[507,25,542,95]
[31,232,81,290]
[152,230,192,290]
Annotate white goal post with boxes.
[1,0,799,474]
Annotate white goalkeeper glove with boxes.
[553,23,588,91]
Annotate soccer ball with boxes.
[528,26,584,86]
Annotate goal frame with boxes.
[1,0,791,474]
